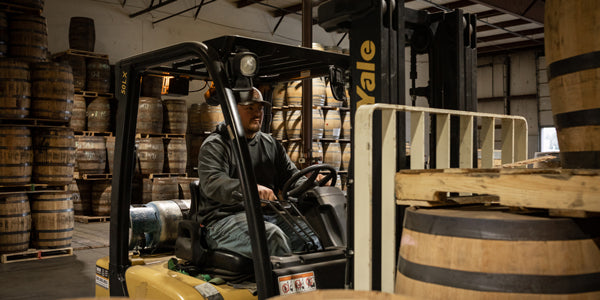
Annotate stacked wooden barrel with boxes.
[0,3,78,253]
[268,76,351,190]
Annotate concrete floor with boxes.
[0,222,110,300]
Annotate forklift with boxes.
[95,35,351,299]
[97,0,479,298]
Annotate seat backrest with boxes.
[189,180,200,221]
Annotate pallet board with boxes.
[52,49,109,60]
[74,130,113,137]
[1,247,73,264]
[0,117,69,127]
[395,168,600,212]
[0,184,68,195]
[74,90,113,98]
[135,133,186,139]
[74,215,110,223]
[74,173,111,180]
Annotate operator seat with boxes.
[175,180,253,279]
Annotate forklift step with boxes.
[1,247,73,264]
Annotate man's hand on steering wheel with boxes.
[281,164,337,201]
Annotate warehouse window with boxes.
[541,127,559,152]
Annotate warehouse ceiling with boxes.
[120,0,545,56]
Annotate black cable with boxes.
[188,80,208,93]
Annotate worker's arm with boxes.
[197,135,243,205]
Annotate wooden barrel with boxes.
[286,142,301,168]
[341,112,351,139]
[324,110,342,139]
[30,192,74,249]
[136,97,163,134]
[164,138,186,174]
[186,134,203,176]
[396,206,600,299]
[87,96,111,132]
[0,126,32,185]
[272,83,286,107]
[162,99,187,134]
[5,0,44,10]
[271,110,286,140]
[67,181,83,215]
[188,103,224,134]
[33,127,75,184]
[544,0,600,168]
[286,110,302,139]
[31,62,74,121]
[57,54,86,91]
[105,136,115,174]
[75,136,106,174]
[140,74,164,98]
[91,182,111,216]
[325,82,344,107]
[341,143,351,171]
[142,178,153,204]
[323,142,341,170]
[8,14,47,63]
[136,137,164,174]
[0,12,7,57]
[0,193,31,253]
[177,177,195,199]
[285,109,324,139]
[151,178,179,202]
[70,94,86,131]
[286,78,327,106]
[86,58,110,93]
[76,180,92,215]
[0,59,30,118]
[312,141,323,164]
[68,17,95,52]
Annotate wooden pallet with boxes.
[395,168,600,212]
[147,173,187,179]
[0,117,69,127]
[74,215,110,223]
[74,90,114,98]
[74,173,111,180]
[0,184,68,195]
[74,130,113,137]
[52,49,109,60]
[135,133,186,139]
[1,247,73,264]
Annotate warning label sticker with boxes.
[95,266,109,289]
[278,271,316,295]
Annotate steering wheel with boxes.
[281,164,337,200]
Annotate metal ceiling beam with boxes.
[478,38,544,54]
[478,27,544,42]
[236,0,264,8]
[477,18,529,32]
[129,0,178,18]
[470,0,544,24]
[151,0,217,24]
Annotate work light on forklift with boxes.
[234,52,258,77]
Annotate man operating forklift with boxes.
[197,86,329,259]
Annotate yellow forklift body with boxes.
[96,255,256,299]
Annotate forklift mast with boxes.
[318,0,477,291]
